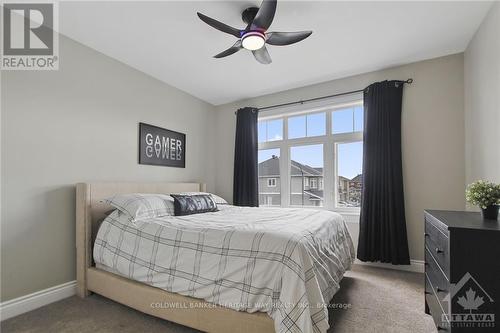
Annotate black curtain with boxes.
[357,80,410,265]
[233,107,259,207]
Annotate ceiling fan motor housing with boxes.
[242,7,259,25]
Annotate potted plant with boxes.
[466,180,500,220]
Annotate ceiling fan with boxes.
[197,0,312,64]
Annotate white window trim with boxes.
[258,93,363,214]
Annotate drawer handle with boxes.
[437,326,447,331]
[436,287,447,293]
[435,247,443,254]
[425,291,431,295]
[424,233,429,237]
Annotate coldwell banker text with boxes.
[1,2,59,70]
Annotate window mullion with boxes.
[324,137,335,210]
[280,116,289,207]
[281,143,290,207]
[324,110,334,210]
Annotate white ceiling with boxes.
[59,1,492,105]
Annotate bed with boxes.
[76,182,355,333]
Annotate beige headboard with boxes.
[75,182,206,296]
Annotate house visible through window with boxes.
[337,141,363,207]
[257,95,363,212]
[290,144,323,207]
[258,149,281,206]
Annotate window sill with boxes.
[333,211,360,216]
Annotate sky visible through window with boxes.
[291,145,323,167]
[258,148,280,163]
[338,142,363,179]
[259,106,363,179]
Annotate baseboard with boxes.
[0,280,76,321]
[355,259,425,273]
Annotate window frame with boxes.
[258,93,363,214]
[267,178,277,187]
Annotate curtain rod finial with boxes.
[406,78,413,84]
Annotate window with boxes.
[258,148,280,206]
[258,119,283,143]
[336,141,363,207]
[288,112,326,139]
[257,96,363,213]
[332,106,363,134]
[290,144,323,207]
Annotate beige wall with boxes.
[464,2,500,188]
[214,54,466,262]
[0,36,216,302]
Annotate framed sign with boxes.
[139,122,186,168]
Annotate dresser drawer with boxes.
[425,216,449,278]
[425,247,449,314]
[425,278,450,332]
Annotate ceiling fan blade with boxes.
[266,31,312,46]
[197,12,241,38]
[251,0,277,31]
[214,40,242,58]
[252,46,272,64]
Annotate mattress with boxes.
[94,205,355,333]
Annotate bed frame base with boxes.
[87,268,274,333]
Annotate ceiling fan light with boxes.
[241,32,265,51]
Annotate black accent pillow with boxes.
[170,194,218,216]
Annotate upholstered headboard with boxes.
[75,182,206,296]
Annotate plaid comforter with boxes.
[94,205,355,333]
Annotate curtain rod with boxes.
[235,78,413,114]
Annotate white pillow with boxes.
[102,193,175,222]
[178,192,228,205]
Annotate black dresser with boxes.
[424,210,500,332]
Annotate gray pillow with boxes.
[170,194,218,216]
[178,192,228,205]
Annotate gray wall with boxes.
[5,12,494,300]
[464,2,500,187]
[1,36,216,302]
[214,54,466,262]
